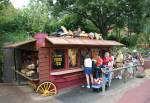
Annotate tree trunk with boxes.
[98,26,108,39]
[86,15,108,39]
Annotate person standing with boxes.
[115,51,124,79]
[102,52,114,85]
[84,54,94,88]
[96,56,103,67]
[103,52,110,65]
[109,53,115,70]
[95,55,103,78]
[136,52,144,72]
[108,53,114,85]
[125,52,134,78]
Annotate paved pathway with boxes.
[0,78,148,103]
[117,79,150,103]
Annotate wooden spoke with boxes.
[36,82,57,96]
[40,86,45,91]
[45,83,48,89]
[38,88,44,93]
[46,83,51,90]
[49,88,55,92]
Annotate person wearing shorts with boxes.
[84,54,94,88]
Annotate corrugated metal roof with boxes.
[4,39,36,48]
[46,37,124,46]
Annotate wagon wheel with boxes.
[36,82,57,96]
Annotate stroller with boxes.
[92,65,111,92]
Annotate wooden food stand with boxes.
[3,33,123,96]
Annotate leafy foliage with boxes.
[47,0,149,39]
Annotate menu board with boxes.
[52,49,65,69]
[53,55,63,66]
[68,49,78,67]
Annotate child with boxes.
[84,54,94,88]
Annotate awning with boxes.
[4,39,36,48]
[46,37,124,46]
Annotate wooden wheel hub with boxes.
[43,90,50,96]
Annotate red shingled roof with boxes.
[46,37,123,46]
[4,37,124,48]
[4,39,36,48]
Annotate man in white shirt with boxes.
[84,54,94,88]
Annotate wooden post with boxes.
[133,65,136,78]
[123,68,127,83]
[102,73,105,93]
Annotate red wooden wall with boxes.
[50,71,85,90]
[38,47,86,90]
[38,47,110,90]
[38,48,50,83]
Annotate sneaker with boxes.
[86,85,90,88]
[81,85,85,88]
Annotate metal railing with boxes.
[101,64,140,93]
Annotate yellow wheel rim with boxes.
[36,82,57,96]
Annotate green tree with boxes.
[0,0,29,81]
[21,0,50,33]
[48,0,119,38]
[46,0,149,39]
